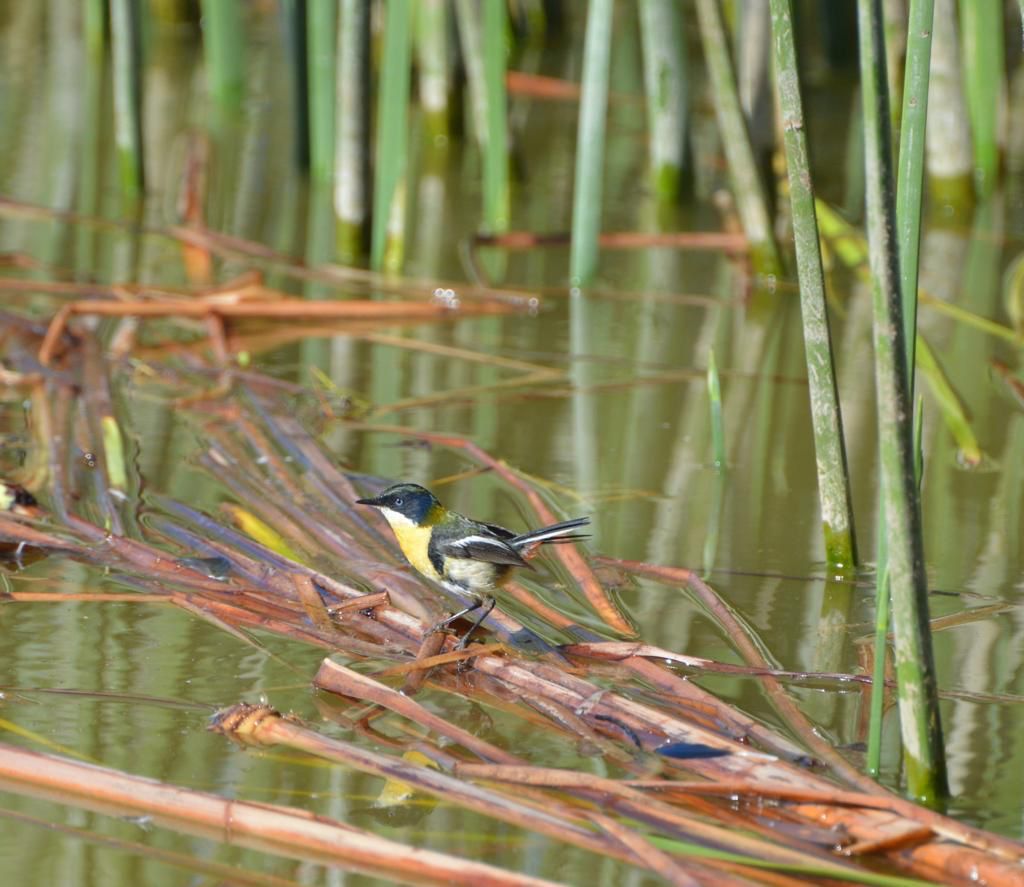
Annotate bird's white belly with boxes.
[444,557,500,593]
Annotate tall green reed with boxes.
[569,0,614,287]
[371,0,414,272]
[869,0,934,780]
[769,0,857,570]
[199,0,245,113]
[415,0,453,141]
[483,0,510,234]
[959,0,1004,198]
[335,0,371,261]
[858,0,947,804]
[926,0,973,211]
[110,0,145,199]
[638,0,688,202]
[308,1,337,185]
[694,0,780,279]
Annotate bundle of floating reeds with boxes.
[0,310,1021,885]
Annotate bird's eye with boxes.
[393,497,404,506]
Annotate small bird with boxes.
[0,481,39,516]
[356,482,589,646]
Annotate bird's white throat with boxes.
[379,507,417,529]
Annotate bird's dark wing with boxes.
[439,530,531,567]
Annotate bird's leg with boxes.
[426,598,484,636]
[455,595,495,650]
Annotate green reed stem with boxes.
[483,0,510,233]
[695,0,780,279]
[868,0,933,776]
[280,0,310,169]
[415,0,452,141]
[85,0,106,56]
[769,0,857,569]
[569,0,613,287]
[895,0,934,377]
[858,0,947,804]
[866,546,890,777]
[958,0,1003,198]
[335,0,371,261]
[707,348,725,470]
[109,0,144,198]
[199,0,245,112]
[371,0,413,271]
[638,0,688,202]
[926,0,973,211]
[455,0,487,148]
[308,0,337,184]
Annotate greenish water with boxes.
[0,3,1022,884]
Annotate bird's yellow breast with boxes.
[390,522,443,582]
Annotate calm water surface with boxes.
[0,3,1021,884]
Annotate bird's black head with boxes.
[355,482,442,525]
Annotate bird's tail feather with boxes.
[511,516,590,550]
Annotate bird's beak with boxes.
[355,496,382,507]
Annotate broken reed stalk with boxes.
[694,0,781,279]
[306,0,337,186]
[0,742,554,887]
[216,700,863,885]
[769,0,857,570]
[857,0,947,804]
[638,0,688,201]
[199,0,245,113]
[36,295,517,366]
[334,0,371,260]
[569,0,613,287]
[370,0,413,271]
[109,0,145,199]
